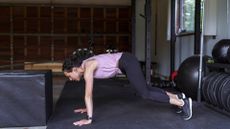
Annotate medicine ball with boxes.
[176,55,211,100]
[212,39,230,64]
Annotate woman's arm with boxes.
[73,60,97,126]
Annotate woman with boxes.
[62,49,192,126]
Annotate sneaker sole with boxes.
[184,98,192,120]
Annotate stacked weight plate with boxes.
[202,72,230,112]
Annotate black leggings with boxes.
[118,52,169,103]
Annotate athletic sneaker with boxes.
[182,97,193,120]
[175,93,186,114]
[177,93,186,99]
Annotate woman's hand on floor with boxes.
[73,119,92,126]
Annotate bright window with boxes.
[176,0,195,34]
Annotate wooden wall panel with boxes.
[105,8,117,18]
[13,18,25,33]
[0,7,11,33]
[119,21,130,33]
[67,36,78,55]
[26,36,39,61]
[0,5,131,68]
[94,36,104,53]
[118,36,130,51]
[53,7,65,17]
[26,18,39,33]
[0,7,10,16]
[0,18,10,33]
[79,21,91,33]
[105,36,117,50]
[67,8,78,17]
[40,36,52,60]
[26,6,38,17]
[0,36,10,60]
[53,7,66,33]
[80,8,91,18]
[0,7,11,69]
[40,7,51,33]
[93,8,104,18]
[13,6,24,17]
[105,21,117,33]
[94,20,104,33]
[40,7,51,17]
[119,8,131,18]
[53,36,66,61]
[79,36,90,49]
[40,18,52,33]
[67,8,78,33]
[53,18,66,33]
[67,19,78,33]
[13,36,25,61]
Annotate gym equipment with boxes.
[227,45,230,63]
[214,74,227,107]
[202,72,230,113]
[227,95,230,111]
[220,78,230,110]
[0,70,53,127]
[202,72,217,104]
[202,72,216,105]
[176,55,211,100]
[212,39,230,64]
[212,73,228,106]
[207,72,222,106]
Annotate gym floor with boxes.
[48,78,230,129]
[3,76,230,129]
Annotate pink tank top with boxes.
[82,52,123,79]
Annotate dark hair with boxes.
[62,48,94,72]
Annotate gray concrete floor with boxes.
[2,75,67,129]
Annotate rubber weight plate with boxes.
[202,72,218,103]
[211,73,228,106]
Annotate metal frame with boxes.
[170,0,176,76]
[198,0,205,102]
[131,0,136,54]
[145,0,152,85]
[194,0,201,54]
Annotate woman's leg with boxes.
[119,53,170,103]
[118,52,192,120]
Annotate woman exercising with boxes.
[62,49,192,126]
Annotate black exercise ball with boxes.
[227,46,230,63]
[212,39,230,64]
[176,55,211,100]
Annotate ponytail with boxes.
[62,48,94,72]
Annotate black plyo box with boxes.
[0,70,53,127]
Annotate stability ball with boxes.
[176,55,211,100]
[212,39,230,64]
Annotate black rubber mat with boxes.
[47,79,230,129]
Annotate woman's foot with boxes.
[175,93,186,113]
[182,97,193,120]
